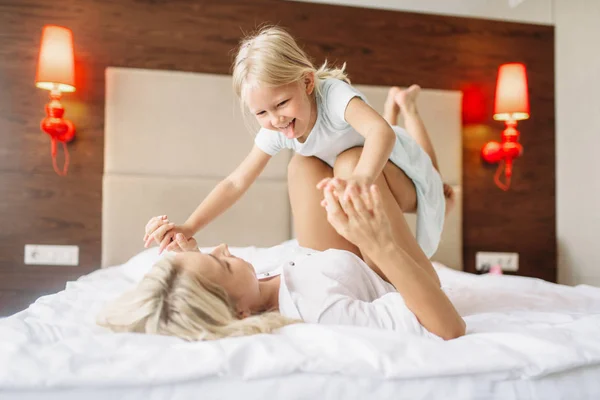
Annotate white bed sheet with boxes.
[2,242,600,400]
[5,366,600,400]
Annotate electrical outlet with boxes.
[476,251,519,272]
[24,245,79,266]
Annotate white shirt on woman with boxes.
[269,248,440,339]
[254,78,445,258]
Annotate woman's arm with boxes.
[182,145,272,235]
[344,98,396,184]
[323,183,465,340]
[367,241,465,340]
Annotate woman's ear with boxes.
[304,72,315,95]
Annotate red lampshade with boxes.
[35,25,75,93]
[493,63,529,121]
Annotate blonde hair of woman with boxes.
[97,249,297,341]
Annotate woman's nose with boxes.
[212,243,225,256]
[217,243,231,256]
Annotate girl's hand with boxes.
[143,216,191,254]
[317,177,373,210]
[322,182,394,252]
[344,175,373,206]
[143,215,168,245]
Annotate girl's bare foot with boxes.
[383,86,402,125]
[395,84,421,116]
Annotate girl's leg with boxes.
[385,84,455,215]
[334,147,441,286]
[383,86,402,127]
[393,85,440,172]
[287,154,361,256]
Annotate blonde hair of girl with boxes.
[97,255,299,341]
[232,25,350,107]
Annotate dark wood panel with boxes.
[0,171,101,273]
[0,0,555,316]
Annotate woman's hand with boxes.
[321,180,394,252]
[143,216,196,254]
[166,233,200,253]
[317,177,373,210]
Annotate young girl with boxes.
[144,26,447,285]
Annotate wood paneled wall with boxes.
[0,0,555,316]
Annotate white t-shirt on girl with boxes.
[276,248,440,339]
[254,78,445,258]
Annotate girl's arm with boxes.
[146,145,271,253]
[181,145,272,235]
[344,98,397,184]
[323,183,465,340]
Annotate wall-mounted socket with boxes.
[476,251,519,272]
[24,245,79,266]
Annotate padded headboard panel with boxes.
[103,68,462,269]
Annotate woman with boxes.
[98,181,465,341]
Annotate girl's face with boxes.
[244,74,317,142]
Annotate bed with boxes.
[1,68,599,400]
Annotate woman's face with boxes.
[175,244,259,317]
[244,74,317,142]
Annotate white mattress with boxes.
[2,242,600,400]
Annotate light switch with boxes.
[476,251,519,272]
[24,245,79,266]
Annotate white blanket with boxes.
[2,242,600,390]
